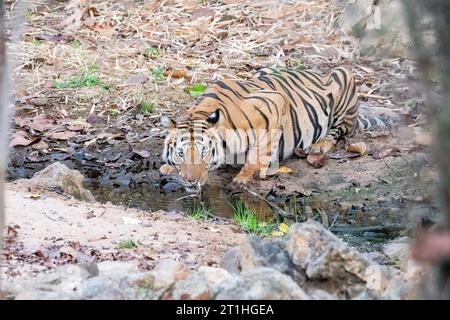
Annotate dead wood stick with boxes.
[242,186,292,219]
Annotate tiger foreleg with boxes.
[159,163,177,175]
[233,129,281,183]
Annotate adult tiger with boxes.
[160,67,391,194]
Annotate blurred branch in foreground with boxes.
[404,0,450,299]
[0,0,8,299]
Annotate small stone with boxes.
[97,261,140,278]
[79,276,124,300]
[154,259,188,278]
[197,266,231,287]
[219,247,241,274]
[170,272,210,300]
[237,235,293,274]
[213,267,309,300]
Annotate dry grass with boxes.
[6,0,415,123]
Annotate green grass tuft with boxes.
[140,101,155,115]
[55,65,100,89]
[118,239,137,249]
[150,66,165,83]
[69,40,81,49]
[233,200,273,237]
[189,203,211,221]
[145,47,161,59]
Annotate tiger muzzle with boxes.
[179,162,208,194]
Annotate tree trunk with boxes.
[404,0,450,299]
[0,0,7,299]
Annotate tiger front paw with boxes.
[309,138,336,154]
[159,164,177,176]
[232,173,253,185]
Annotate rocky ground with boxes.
[3,217,431,300]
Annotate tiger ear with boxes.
[206,109,220,124]
[161,113,176,129]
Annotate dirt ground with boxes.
[3,181,245,278]
[2,0,439,278]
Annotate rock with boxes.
[128,270,178,300]
[126,259,189,300]
[363,265,393,295]
[9,265,93,300]
[307,289,338,300]
[153,258,188,277]
[79,276,124,300]
[237,235,293,274]
[97,261,140,279]
[220,247,241,274]
[213,267,309,300]
[287,221,369,281]
[24,162,95,202]
[15,290,79,300]
[383,236,411,267]
[404,259,426,284]
[169,272,211,300]
[381,276,405,299]
[197,266,231,287]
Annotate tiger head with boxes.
[161,110,225,194]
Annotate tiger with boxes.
[160,67,392,194]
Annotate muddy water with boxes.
[89,183,276,221]
[88,180,411,249]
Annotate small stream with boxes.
[87,180,410,251]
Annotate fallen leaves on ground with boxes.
[277,166,293,174]
[346,142,367,156]
[50,131,76,140]
[9,132,36,148]
[370,147,401,159]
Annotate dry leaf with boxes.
[272,231,285,237]
[9,134,34,148]
[93,22,115,36]
[192,8,214,21]
[370,147,400,160]
[329,150,360,160]
[133,149,151,158]
[26,194,41,199]
[51,131,76,140]
[163,69,193,80]
[279,223,289,234]
[346,142,367,156]
[277,166,293,173]
[32,140,49,150]
[16,114,56,133]
[306,152,326,168]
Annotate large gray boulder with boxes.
[287,220,370,282]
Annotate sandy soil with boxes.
[2,182,245,279]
